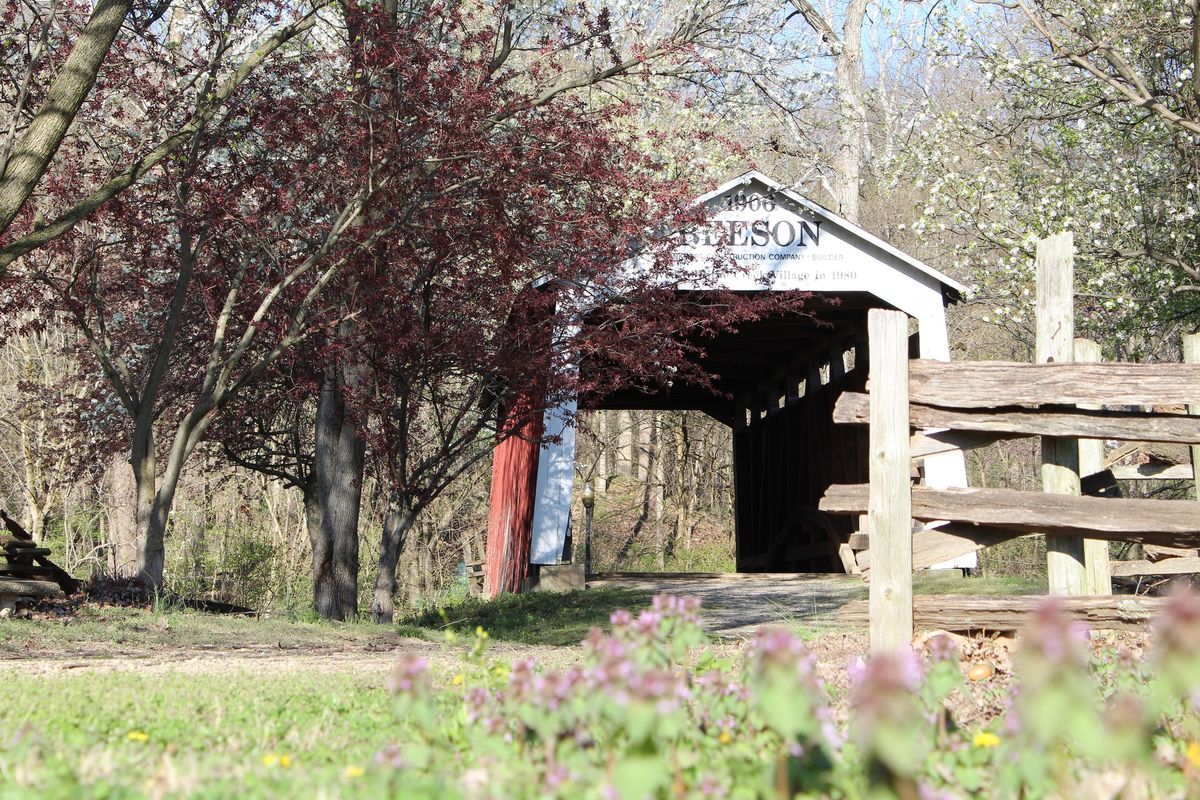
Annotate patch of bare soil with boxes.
[6,635,596,680]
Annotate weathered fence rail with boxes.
[822,484,1200,546]
[829,311,1200,650]
[834,391,1200,444]
[908,360,1200,408]
[838,594,1170,632]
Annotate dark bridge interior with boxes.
[582,292,908,573]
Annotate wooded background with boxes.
[1,0,1196,615]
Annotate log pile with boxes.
[838,594,1170,632]
[0,510,80,595]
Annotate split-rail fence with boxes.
[822,234,1200,653]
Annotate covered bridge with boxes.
[483,171,970,593]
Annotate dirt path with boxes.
[589,573,868,638]
[0,574,869,675]
[5,637,590,678]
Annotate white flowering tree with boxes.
[901,0,1199,358]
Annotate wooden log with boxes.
[834,391,1200,445]
[0,511,81,594]
[1111,464,1194,480]
[1111,557,1200,577]
[2,547,52,558]
[1143,544,1198,561]
[866,309,912,653]
[909,360,1200,409]
[820,483,1200,547]
[0,578,64,598]
[854,523,1023,573]
[838,594,1170,632]
[0,537,38,549]
[0,562,61,575]
[1075,338,1112,595]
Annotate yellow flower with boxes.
[444,630,458,644]
[279,754,293,769]
[262,753,279,768]
[451,673,464,686]
[126,731,149,743]
[343,765,365,779]
[973,732,1001,749]
[475,626,489,639]
[718,731,733,745]
[493,665,508,678]
[1186,741,1200,769]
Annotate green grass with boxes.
[0,669,400,798]
[913,572,1047,596]
[395,588,653,646]
[0,574,1068,797]
[0,604,406,657]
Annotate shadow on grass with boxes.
[395,588,654,646]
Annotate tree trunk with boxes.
[616,410,632,477]
[0,0,133,238]
[103,454,139,576]
[23,497,46,545]
[137,458,185,590]
[17,412,50,543]
[370,493,415,624]
[594,411,608,495]
[636,412,651,481]
[303,489,334,612]
[129,431,160,586]
[831,0,869,223]
[671,413,692,560]
[421,541,434,597]
[651,413,665,568]
[404,535,422,606]
[132,411,204,590]
[313,366,365,620]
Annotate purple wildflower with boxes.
[1024,599,1089,666]
[928,633,959,663]
[386,655,430,695]
[373,744,405,769]
[696,774,727,798]
[1153,590,1200,656]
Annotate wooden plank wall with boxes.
[733,328,868,572]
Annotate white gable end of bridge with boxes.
[528,171,971,567]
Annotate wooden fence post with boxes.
[867,308,912,653]
[1037,233,1087,596]
[1073,337,1112,595]
[1185,334,1200,503]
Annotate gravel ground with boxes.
[589,573,868,638]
